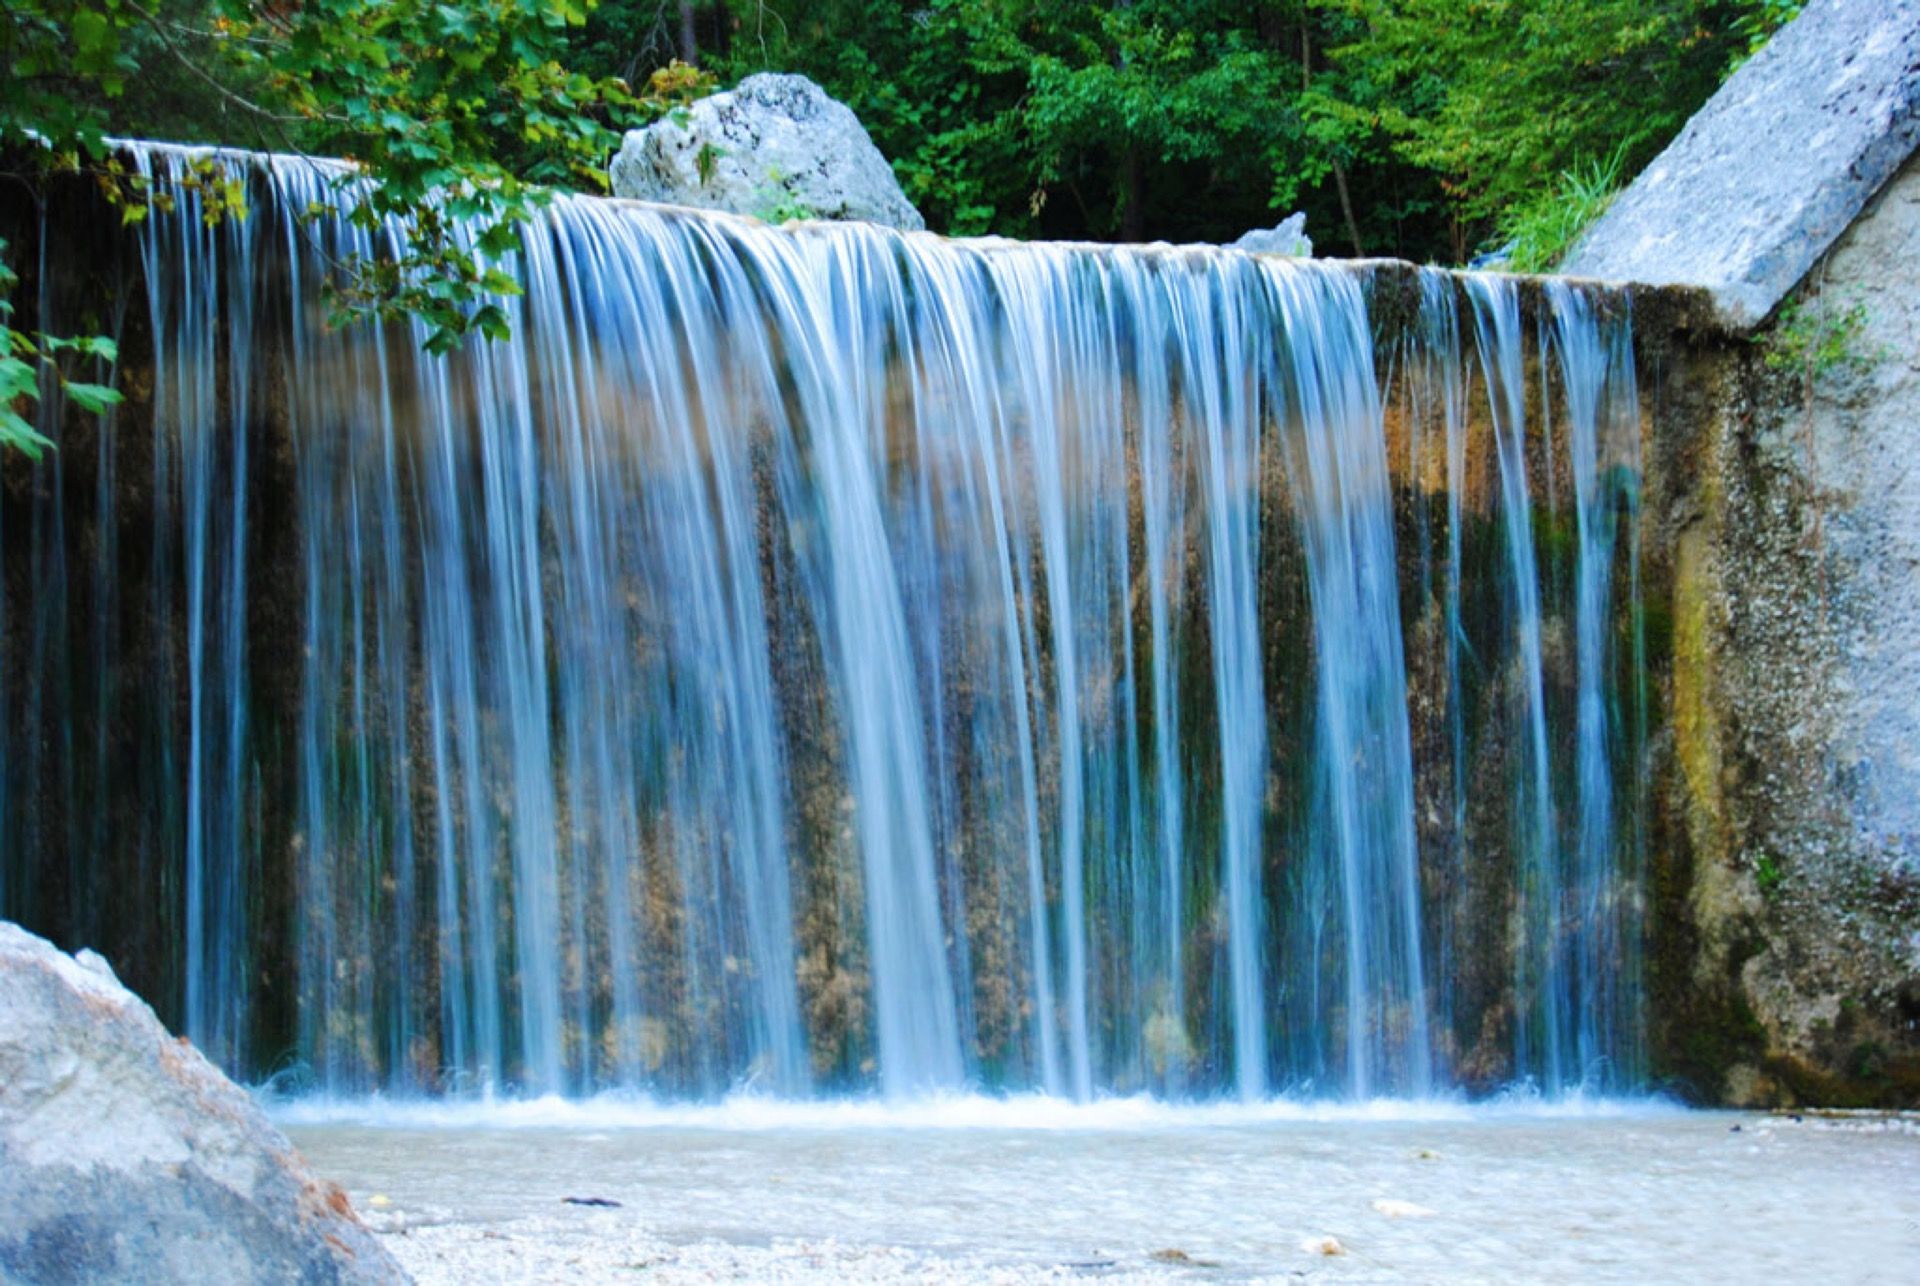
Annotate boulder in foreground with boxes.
[610,72,926,230]
[0,920,406,1285]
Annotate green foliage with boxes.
[212,0,648,351]
[1,1,714,453]
[694,141,724,187]
[1327,0,1763,238]
[83,151,253,227]
[751,166,815,224]
[699,3,1374,246]
[757,192,816,224]
[9,1,1799,280]
[0,0,1808,455]
[1753,852,1785,898]
[1760,294,1880,382]
[689,0,1785,259]
[0,237,122,459]
[2,2,671,358]
[1500,145,1628,274]
[1731,0,1803,59]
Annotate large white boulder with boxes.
[1229,212,1312,257]
[0,921,405,1284]
[610,72,926,230]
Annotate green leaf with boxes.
[62,380,122,414]
[0,406,54,460]
[471,304,512,341]
[71,9,113,60]
[478,268,524,296]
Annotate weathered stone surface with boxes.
[1715,152,1920,1101]
[1642,151,1920,1108]
[1563,0,1920,330]
[1229,212,1312,257]
[0,921,406,1284]
[610,73,925,230]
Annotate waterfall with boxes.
[1543,281,1645,1090]
[0,143,1646,1100]
[134,149,260,1072]
[1459,275,1645,1094]
[1275,270,1431,1100]
[1465,276,1563,1090]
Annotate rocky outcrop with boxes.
[1564,0,1920,329]
[1658,152,1920,1107]
[610,72,925,230]
[0,921,405,1284]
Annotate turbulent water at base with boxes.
[0,144,1647,1101]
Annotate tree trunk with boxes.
[1302,28,1365,258]
[679,1,698,65]
[1332,160,1366,258]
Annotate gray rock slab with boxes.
[610,72,925,231]
[0,921,406,1284]
[1562,0,1920,330]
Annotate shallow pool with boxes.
[285,1096,1919,1282]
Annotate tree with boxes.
[700,2,1360,247]
[693,0,1784,260]
[1,1,709,453]
[0,0,1804,459]
[5,1,657,342]
[1322,0,1776,255]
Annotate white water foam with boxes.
[267,1087,1682,1132]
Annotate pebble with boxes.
[1372,1198,1436,1219]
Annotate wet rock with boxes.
[610,73,926,230]
[1229,212,1312,257]
[0,921,406,1284]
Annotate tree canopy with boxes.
[2,1,709,452]
[2,0,1798,454]
[626,0,1793,260]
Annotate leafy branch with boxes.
[0,236,122,459]
[2,1,717,453]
